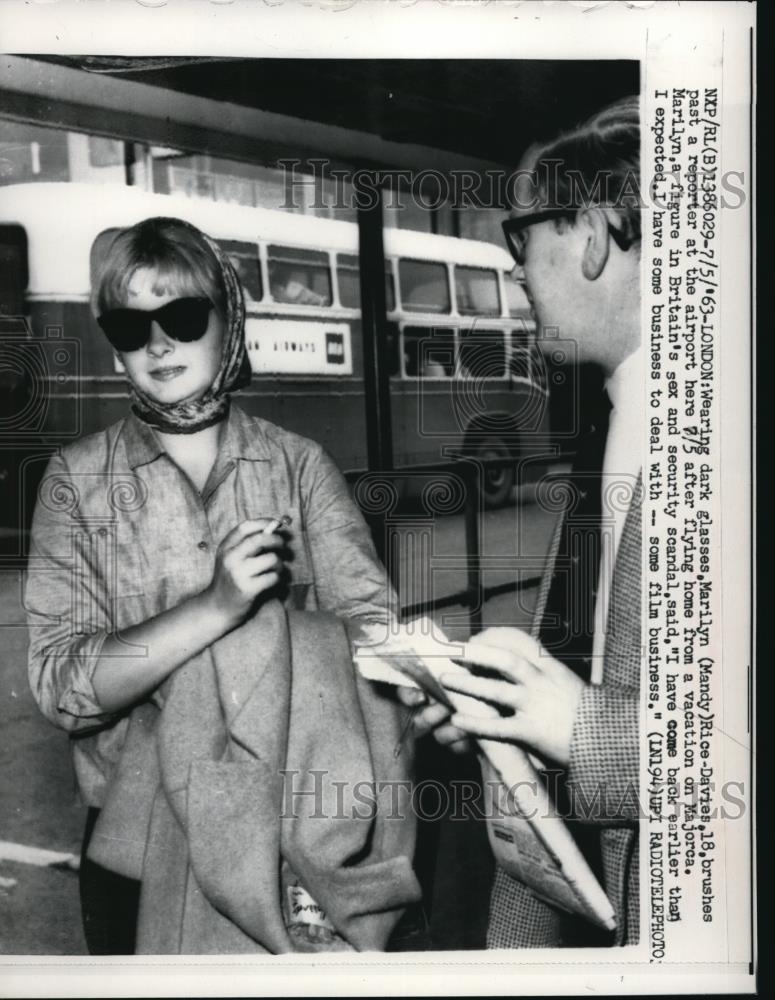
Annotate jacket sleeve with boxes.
[25,451,117,733]
[565,680,640,825]
[301,447,396,638]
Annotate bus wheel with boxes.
[474,437,515,508]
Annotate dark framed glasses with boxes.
[97,297,213,353]
[502,209,635,267]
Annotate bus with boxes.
[0,182,551,532]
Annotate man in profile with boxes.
[405,97,643,947]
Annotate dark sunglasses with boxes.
[97,297,213,353]
[502,209,635,267]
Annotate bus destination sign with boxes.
[245,319,353,376]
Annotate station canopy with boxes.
[33,56,638,170]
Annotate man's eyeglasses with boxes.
[502,209,635,267]
[97,297,213,353]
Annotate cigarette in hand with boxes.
[262,514,292,534]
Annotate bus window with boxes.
[509,326,534,381]
[336,253,395,311]
[459,328,507,379]
[454,266,500,317]
[503,270,531,318]
[403,326,455,378]
[267,245,332,307]
[217,240,262,302]
[398,260,450,314]
[0,225,28,315]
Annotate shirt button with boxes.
[197,540,209,551]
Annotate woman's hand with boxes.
[91,519,285,715]
[439,627,586,767]
[204,518,286,630]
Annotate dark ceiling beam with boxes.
[0,56,508,175]
[58,56,240,74]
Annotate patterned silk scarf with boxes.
[129,227,252,434]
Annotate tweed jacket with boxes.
[87,601,421,954]
[487,475,642,949]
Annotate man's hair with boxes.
[93,216,226,316]
[531,96,641,241]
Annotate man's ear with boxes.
[580,208,610,281]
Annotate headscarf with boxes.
[129,226,252,434]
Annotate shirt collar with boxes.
[122,404,270,470]
[605,345,643,415]
[222,404,271,462]
[122,411,165,470]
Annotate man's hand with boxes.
[395,686,472,755]
[439,627,586,767]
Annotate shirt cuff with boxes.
[55,630,114,720]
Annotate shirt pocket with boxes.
[287,581,313,611]
[287,527,315,609]
[252,513,315,611]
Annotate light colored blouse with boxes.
[25,404,393,807]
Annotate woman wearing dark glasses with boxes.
[25,217,409,954]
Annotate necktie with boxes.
[539,381,612,681]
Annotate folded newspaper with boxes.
[353,620,616,932]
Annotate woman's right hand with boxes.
[204,519,286,630]
[89,519,286,715]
